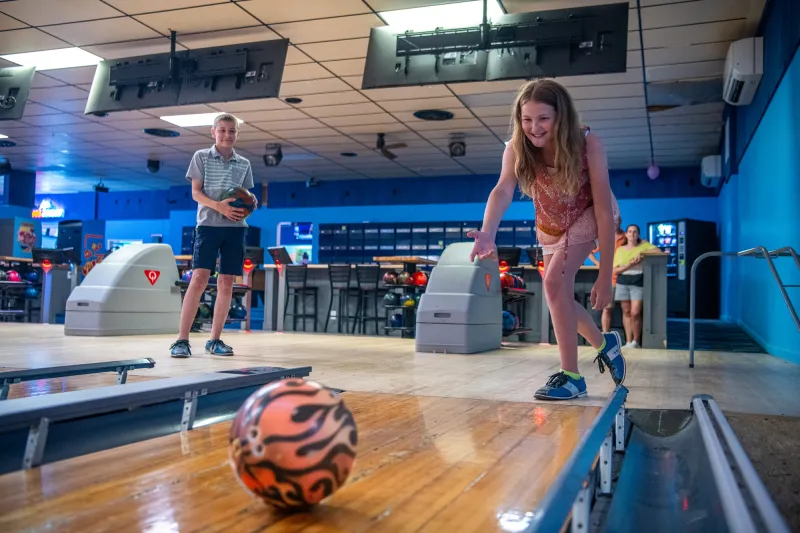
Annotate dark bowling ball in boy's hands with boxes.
[222,187,256,219]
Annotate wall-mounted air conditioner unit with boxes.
[701,155,722,188]
[723,37,763,106]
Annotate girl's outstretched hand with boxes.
[591,277,613,310]
[467,230,496,262]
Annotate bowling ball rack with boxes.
[175,280,252,329]
[382,277,427,339]
[502,286,534,339]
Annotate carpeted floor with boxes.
[726,412,800,531]
[667,319,767,353]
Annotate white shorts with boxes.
[615,283,643,301]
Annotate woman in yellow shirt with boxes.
[613,224,659,348]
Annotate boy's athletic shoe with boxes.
[594,331,626,385]
[170,339,191,358]
[534,371,587,400]
[206,339,234,356]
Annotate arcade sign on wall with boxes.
[32,199,65,219]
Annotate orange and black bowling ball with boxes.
[228,378,357,510]
[222,187,256,219]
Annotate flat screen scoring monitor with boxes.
[84,39,289,115]
[362,2,629,90]
[0,66,36,121]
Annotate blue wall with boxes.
[266,167,709,208]
[719,42,800,362]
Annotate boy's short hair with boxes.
[213,113,239,130]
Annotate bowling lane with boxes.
[0,392,599,533]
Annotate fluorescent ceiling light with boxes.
[380,0,504,32]
[0,47,102,71]
[0,134,7,139]
[160,112,245,128]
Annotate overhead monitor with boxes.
[177,39,289,105]
[485,3,629,81]
[84,38,289,115]
[0,66,36,121]
[362,26,489,89]
[361,2,629,90]
[84,51,182,115]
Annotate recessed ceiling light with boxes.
[160,112,245,128]
[380,0,504,32]
[340,152,358,157]
[414,110,454,121]
[285,97,303,104]
[0,140,16,147]
[143,128,180,138]
[0,47,102,71]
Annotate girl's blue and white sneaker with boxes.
[205,339,234,356]
[594,331,626,385]
[534,371,587,400]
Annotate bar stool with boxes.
[325,265,360,333]
[283,265,318,332]
[353,265,385,335]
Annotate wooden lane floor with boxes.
[0,391,600,533]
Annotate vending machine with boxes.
[648,218,719,319]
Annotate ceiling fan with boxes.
[376,133,406,160]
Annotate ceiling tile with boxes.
[176,26,281,50]
[0,12,27,31]
[135,4,260,35]
[42,66,98,85]
[380,97,465,113]
[280,78,355,97]
[296,38,369,61]
[44,17,163,46]
[270,14,383,44]
[207,98,290,113]
[361,85,453,102]
[302,102,383,118]
[320,58,366,77]
[291,91,369,108]
[102,0,228,15]
[320,114,399,128]
[84,38,186,60]
[251,118,326,131]
[0,28,71,55]
[28,85,89,103]
[281,63,335,83]
[0,0,122,26]
[241,0,370,24]
[236,109,308,122]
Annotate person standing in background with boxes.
[613,224,659,348]
[588,224,627,332]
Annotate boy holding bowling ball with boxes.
[170,113,257,358]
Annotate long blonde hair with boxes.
[510,79,584,197]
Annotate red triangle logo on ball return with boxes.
[144,270,160,286]
[485,273,491,291]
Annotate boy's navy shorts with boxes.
[192,226,246,276]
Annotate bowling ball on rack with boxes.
[25,286,40,299]
[382,271,398,285]
[222,187,257,219]
[181,269,193,283]
[500,272,514,289]
[228,378,358,509]
[400,293,415,307]
[230,304,247,319]
[6,270,21,282]
[391,313,403,327]
[411,271,428,286]
[502,310,516,332]
[397,272,413,285]
[25,271,40,283]
[196,303,213,319]
[0,270,7,282]
[383,292,399,306]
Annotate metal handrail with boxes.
[689,245,800,367]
